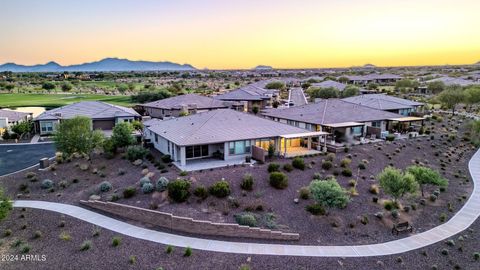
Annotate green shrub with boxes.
[235,213,257,227]
[129,255,137,264]
[439,213,447,222]
[193,186,208,200]
[240,174,254,191]
[473,252,480,261]
[209,180,231,198]
[166,245,174,254]
[179,171,188,176]
[142,183,154,194]
[358,163,366,170]
[3,229,12,237]
[20,243,31,253]
[156,177,169,192]
[321,161,333,170]
[167,179,190,202]
[161,155,172,163]
[386,134,395,141]
[123,186,136,198]
[98,181,112,192]
[33,230,43,239]
[326,153,336,162]
[283,163,293,172]
[340,158,351,168]
[112,236,122,247]
[299,187,310,199]
[384,200,397,211]
[341,168,353,177]
[41,179,54,189]
[125,145,149,161]
[139,177,151,187]
[267,163,280,172]
[184,247,192,257]
[309,179,349,209]
[269,172,288,189]
[80,240,92,251]
[292,157,305,170]
[305,204,325,215]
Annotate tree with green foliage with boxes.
[111,122,135,148]
[252,106,259,115]
[464,86,480,111]
[307,87,340,99]
[42,82,56,91]
[467,119,480,146]
[367,82,378,90]
[437,85,465,115]
[10,120,33,139]
[395,79,418,93]
[309,178,350,209]
[61,83,73,92]
[406,165,448,197]
[427,81,446,94]
[5,84,14,93]
[341,85,360,98]
[0,186,12,221]
[377,167,418,203]
[265,81,285,90]
[54,116,105,158]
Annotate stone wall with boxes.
[80,200,299,241]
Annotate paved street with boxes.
[288,88,308,107]
[0,143,55,176]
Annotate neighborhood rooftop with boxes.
[147,109,321,146]
[142,94,227,110]
[0,109,31,122]
[214,80,278,101]
[342,94,424,111]
[311,80,349,91]
[426,76,478,86]
[34,101,140,121]
[262,98,407,125]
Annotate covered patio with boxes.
[279,131,329,157]
[174,156,253,172]
[387,116,425,138]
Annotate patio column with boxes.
[323,135,327,153]
[180,146,186,167]
[307,137,312,150]
[284,138,287,156]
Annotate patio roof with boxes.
[280,131,329,139]
[323,122,364,128]
[387,117,425,122]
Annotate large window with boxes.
[40,121,54,133]
[371,121,382,128]
[228,140,251,155]
[351,126,363,136]
[186,145,209,159]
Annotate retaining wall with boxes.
[80,200,299,241]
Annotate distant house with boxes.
[310,80,369,94]
[144,109,328,171]
[34,101,140,135]
[342,94,424,116]
[425,76,477,87]
[214,81,280,112]
[140,94,228,119]
[262,99,423,143]
[0,109,32,131]
[345,74,402,85]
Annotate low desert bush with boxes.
[322,160,333,170]
[156,177,169,192]
[142,183,154,194]
[292,157,305,170]
[305,204,325,215]
[283,163,293,172]
[235,213,257,227]
[269,172,288,189]
[193,186,208,200]
[240,174,254,191]
[167,179,191,202]
[209,180,231,198]
[299,187,310,199]
[41,179,54,189]
[123,186,136,198]
[267,163,280,173]
[98,181,112,192]
[125,145,149,161]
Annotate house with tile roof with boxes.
[342,94,424,115]
[0,109,32,132]
[214,80,280,112]
[34,101,141,135]
[140,94,228,119]
[144,109,328,171]
[262,99,424,143]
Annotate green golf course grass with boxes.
[0,93,134,108]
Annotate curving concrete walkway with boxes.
[12,149,480,257]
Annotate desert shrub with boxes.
[193,186,208,200]
[299,187,310,199]
[326,153,336,162]
[167,179,190,202]
[240,174,254,191]
[33,230,43,239]
[305,204,325,215]
[292,157,305,170]
[80,240,92,251]
[139,177,151,187]
[269,172,288,189]
[41,179,54,189]
[129,255,137,264]
[340,158,351,168]
[161,155,172,163]
[378,166,418,203]
[25,172,37,181]
[386,134,395,141]
[59,232,71,241]
[406,165,448,197]
[369,184,380,195]
[321,160,333,170]
[112,236,122,247]
[209,180,231,198]
[439,213,447,222]
[179,171,188,176]
[348,179,356,187]
[358,163,366,170]
[166,245,174,254]
[267,163,280,172]
[3,229,12,237]
[235,213,257,227]
[309,179,349,209]
[20,244,31,253]
[98,181,112,192]
[283,163,293,172]
[156,177,169,192]
[142,183,154,194]
[474,252,480,261]
[125,145,149,161]
[184,247,192,257]
[429,194,437,202]
[123,186,136,198]
[383,200,397,211]
[341,168,353,177]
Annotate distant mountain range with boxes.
[0,58,196,72]
[253,65,273,70]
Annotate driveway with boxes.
[288,88,308,107]
[0,143,56,176]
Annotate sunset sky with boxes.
[1,0,479,69]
